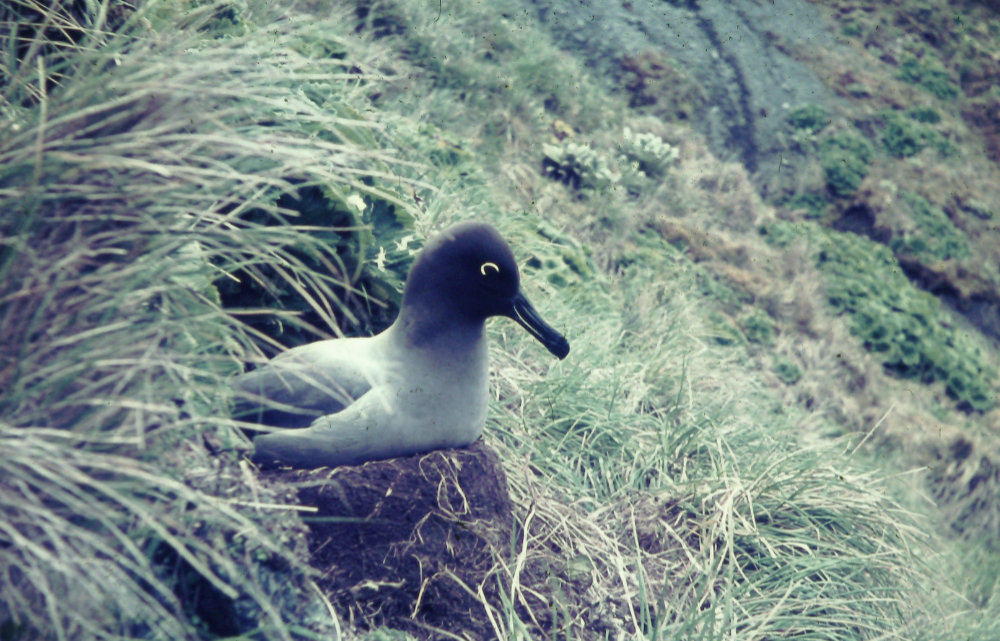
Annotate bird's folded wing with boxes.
[251,385,417,468]
[232,341,375,428]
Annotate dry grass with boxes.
[0,0,421,638]
[3,0,996,639]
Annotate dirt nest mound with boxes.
[258,441,693,640]
[263,442,517,639]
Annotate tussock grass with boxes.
[477,243,933,639]
[1,1,418,638]
[320,2,966,636]
[2,0,992,639]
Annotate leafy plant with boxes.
[897,53,960,100]
[818,228,991,410]
[526,221,596,289]
[542,141,618,192]
[543,128,678,196]
[618,126,679,181]
[772,356,803,385]
[818,131,874,197]
[787,104,830,135]
[890,191,970,261]
[761,222,993,411]
[739,310,776,345]
[878,109,953,158]
[906,106,941,123]
[782,191,828,218]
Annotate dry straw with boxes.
[1,1,418,638]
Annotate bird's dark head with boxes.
[401,221,569,359]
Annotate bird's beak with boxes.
[508,291,570,359]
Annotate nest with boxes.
[263,442,516,639]
[258,441,704,640]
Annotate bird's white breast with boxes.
[379,323,490,446]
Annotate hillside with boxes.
[1,0,999,639]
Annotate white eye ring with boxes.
[480,262,500,276]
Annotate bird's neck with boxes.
[389,303,486,357]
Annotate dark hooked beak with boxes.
[508,291,570,359]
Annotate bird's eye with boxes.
[480,262,500,277]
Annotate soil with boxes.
[263,441,517,639]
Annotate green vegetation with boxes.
[891,191,971,261]
[739,310,777,345]
[542,140,618,192]
[878,109,955,158]
[782,191,828,218]
[764,222,994,411]
[907,106,942,123]
[897,52,961,100]
[772,355,803,384]
[841,20,863,38]
[619,126,680,181]
[489,231,930,639]
[0,2,419,637]
[818,130,874,196]
[787,103,830,134]
[3,0,999,639]
[542,128,678,196]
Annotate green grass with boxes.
[877,109,955,158]
[482,230,932,639]
[891,190,970,261]
[897,52,961,100]
[0,0,421,638]
[346,3,1000,634]
[787,103,830,134]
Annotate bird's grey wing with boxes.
[232,341,374,428]
[251,385,419,469]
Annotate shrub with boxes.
[740,310,777,345]
[618,127,679,180]
[841,21,863,38]
[906,106,941,123]
[818,230,992,411]
[818,131,874,197]
[526,221,596,288]
[787,104,830,134]
[542,141,617,192]
[761,222,995,411]
[878,110,952,158]
[890,191,970,261]
[897,54,960,100]
[543,129,678,197]
[783,191,829,218]
[773,356,803,385]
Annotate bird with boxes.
[234,220,569,469]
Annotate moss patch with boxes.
[763,222,995,412]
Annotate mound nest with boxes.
[258,441,698,640]
[263,441,517,639]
